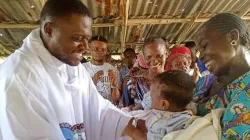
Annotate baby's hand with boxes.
[185,102,198,115]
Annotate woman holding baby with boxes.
[127,13,250,140]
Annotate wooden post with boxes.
[40,0,46,6]
[120,0,130,53]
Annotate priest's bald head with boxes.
[40,0,92,66]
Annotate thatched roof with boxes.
[1,0,250,57]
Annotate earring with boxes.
[231,40,237,46]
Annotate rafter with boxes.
[1,16,250,29]
[0,23,117,28]
[239,1,250,17]
[175,0,205,46]
[0,43,13,55]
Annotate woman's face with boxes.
[144,43,167,74]
[171,55,191,73]
[195,28,236,76]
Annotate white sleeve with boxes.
[82,68,132,140]
[0,73,65,140]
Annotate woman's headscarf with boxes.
[128,52,148,74]
[165,46,191,71]
[136,52,149,69]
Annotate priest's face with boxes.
[43,14,92,66]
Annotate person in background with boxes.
[119,48,137,89]
[83,36,120,104]
[185,41,210,76]
[165,46,192,73]
[193,13,250,139]
[161,37,171,57]
[137,46,199,112]
[164,46,201,84]
[0,0,137,139]
[129,71,194,140]
[120,52,149,105]
[119,37,167,111]
[105,49,116,64]
[105,49,112,63]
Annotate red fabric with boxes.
[136,52,149,69]
[165,46,191,71]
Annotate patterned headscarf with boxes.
[128,52,148,76]
[137,52,149,69]
[165,46,191,71]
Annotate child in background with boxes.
[130,70,195,140]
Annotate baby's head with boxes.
[150,70,195,112]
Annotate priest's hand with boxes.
[93,70,104,85]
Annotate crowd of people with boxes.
[0,0,250,140]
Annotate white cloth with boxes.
[83,62,119,100]
[146,110,191,140]
[162,108,225,140]
[0,29,131,140]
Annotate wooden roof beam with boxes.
[1,16,250,29]
[0,23,117,28]
[0,43,13,55]
[175,0,205,46]
[239,2,250,17]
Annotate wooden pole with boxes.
[1,16,250,29]
[0,43,13,55]
[120,0,130,53]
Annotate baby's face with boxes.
[150,81,168,110]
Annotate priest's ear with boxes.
[44,22,53,38]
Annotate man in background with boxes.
[83,36,120,104]
[185,41,210,76]
[119,48,137,87]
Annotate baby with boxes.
[130,70,195,140]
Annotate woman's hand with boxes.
[193,63,200,84]
[108,69,118,87]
